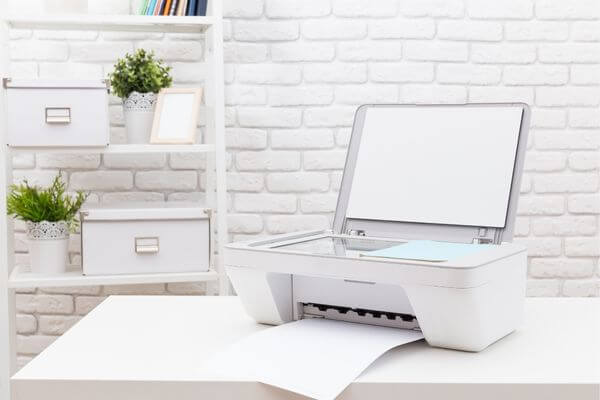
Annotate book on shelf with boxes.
[138,0,207,15]
[145,0,156,15]
[195,0,207,16]
[163,0,172,15]
[169,0,178,15]
[176,0,187,16]
[139,0,149,14]
[186,0,197,16]
[145,0,153,14]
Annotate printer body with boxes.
[226,103,530,352]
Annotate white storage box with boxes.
[80,203,211,276]
[4,79,109,147]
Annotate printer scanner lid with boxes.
[334,103,530,245]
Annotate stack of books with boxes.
[139,0,208,16]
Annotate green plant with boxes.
[7,174,88,230]
[108,48,173,99]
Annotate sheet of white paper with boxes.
[203,318,424,400]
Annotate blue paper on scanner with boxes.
[362,240,490,262]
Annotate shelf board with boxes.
[9,265,218,288]
[8,144,215,154]
[5,15,216,33]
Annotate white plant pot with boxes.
[123,92,157,144]
[44,0,88,14]
[27,221,69,275]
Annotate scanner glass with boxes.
[272,236,401,257]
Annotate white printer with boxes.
[225,103,530,352]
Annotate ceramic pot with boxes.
[44,0,88,14]
[26,221,69,275]
[123,91,157,144]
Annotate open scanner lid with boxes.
[333,103,530,245]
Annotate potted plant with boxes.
[7,174,87,275]
[108,49,173,144]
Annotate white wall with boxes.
[7,0,600,366]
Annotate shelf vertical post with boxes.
[204,1,229,295]
[0,4,17,399]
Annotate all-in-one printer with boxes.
[225,103,530,352]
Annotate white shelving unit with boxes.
[7,14,217,32]
[8,144,216,154]
[8,265,219,289]
[0,4,228,400]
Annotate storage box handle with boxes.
[135,237,159,254]
[45,107,71,124]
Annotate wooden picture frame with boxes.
[150,88,203,144]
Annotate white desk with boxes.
[12,297,600,400]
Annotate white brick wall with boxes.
[7,0,600,366]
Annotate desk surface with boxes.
[12,296,600,400]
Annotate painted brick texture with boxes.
[7,0,600,366]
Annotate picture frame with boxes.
[150,88,203,144]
